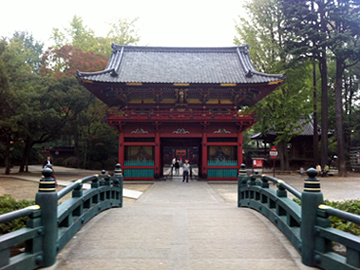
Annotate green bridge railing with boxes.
[2,163,360,269]
[238,164,360,270]
[0,164,123,269]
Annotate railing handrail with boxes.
[279,181,302,199]
[0,205,40,224]
[319,204,360,226]
[246,174,302,199]
[57,181,81,200]
[57,175,100,200]
[106,109,257,120]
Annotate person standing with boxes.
[43,156,52,168]
[171,157,176,173]
[174,159,180,175]
[182,160,190,183]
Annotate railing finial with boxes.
[304,168,320,192]
[114,163,122,176]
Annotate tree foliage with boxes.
[235,0,313,169]
[0,14,141,171]
[50,16,140,57]
[281,0,360,175]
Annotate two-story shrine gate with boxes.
[77,45,284,180]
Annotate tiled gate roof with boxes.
[76,44,284,85]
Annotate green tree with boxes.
[281,0,331,169]
[327,0,360,175]
[282,0,360,176]
[51,16,97,52]
[12,31,44,74]
[50,16,140,57]
[235,0,313,170]
[0,37,32,173]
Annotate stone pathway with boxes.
[50,177,314,270]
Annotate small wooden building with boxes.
[76,44,284,180]
[250,116,320,167]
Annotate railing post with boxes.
[91,173,100,189]
[238,163,247,207]
[113,163,123,207]
[99,170,107,186]
[276,180,287,197]
[301,168,324,267]
[35,168,58,267]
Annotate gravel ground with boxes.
[1,168,360,204]
[0,177,152,204]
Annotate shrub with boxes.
[90,162,103,170]
[293,198,360,236]
[324,200,360,236]
[63,157,79,168]
[104,158,117,170]
[53,157,65,166]
[0,195,35,235]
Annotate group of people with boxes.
[172,157,191,182]
[300,164,330,177]
[316,164,330,177]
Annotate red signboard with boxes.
[176,149,186,157]
[269,146,278,159]
[253,159,263,168]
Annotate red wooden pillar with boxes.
[155,131,160,178]
[238,132,243,166]
[119,132,124,167]
[202,132,208,178]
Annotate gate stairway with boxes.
[50,178,312,270]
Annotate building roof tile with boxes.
[76,44,285,84]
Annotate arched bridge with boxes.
[1,165,360,270]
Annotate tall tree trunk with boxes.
[278,141,289,170]
[319,50,329,168]
[5,133,11,175]
[19,140,33,173]
[319,1,329,168]
[335,60,347,176]
[313,62,319,165]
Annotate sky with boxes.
[1,0,247,48]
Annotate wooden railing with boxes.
[105,109,256,121]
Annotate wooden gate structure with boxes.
[76,44,284,180]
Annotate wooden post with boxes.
[155,132,160,179]
[238,132,243,167]
[273,160,275,177]
[118,133,124,168]
[202,132,208,179]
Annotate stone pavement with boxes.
[49,176,314,270]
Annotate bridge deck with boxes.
[50,177,313,270]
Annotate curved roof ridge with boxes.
[251,70,285,79]
[76,69,115,77]
[111,44,249,53]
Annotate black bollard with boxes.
[35,168,58,267]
